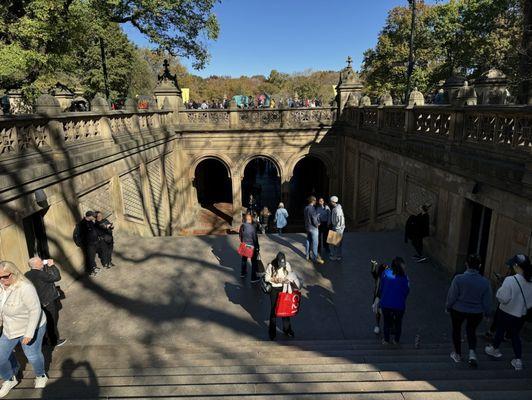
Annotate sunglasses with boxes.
[0,273,12,280]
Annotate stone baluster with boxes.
[35,94,66,158]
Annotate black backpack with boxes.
[73,223,82,247]
[514,276,532,322]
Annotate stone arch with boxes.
[285,151,333,181]
[235,153,284,179]
[189,153,234,180]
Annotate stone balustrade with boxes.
[0,109,172,158]
[342,104,532,153]
[178,107,337,130]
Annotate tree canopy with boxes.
[361,0,523,101]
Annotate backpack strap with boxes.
[513,276,529,314]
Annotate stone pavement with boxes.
[60,231,456,347]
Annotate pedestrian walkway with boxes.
[6,232,532,398]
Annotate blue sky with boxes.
[124,0,436,77]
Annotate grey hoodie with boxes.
[330,204,345,233]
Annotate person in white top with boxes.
[265,252,300,340]
[0,261,48,397]
[485,254,532,371]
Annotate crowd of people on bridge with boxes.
[185,96,325,110]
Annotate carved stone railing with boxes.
[341,104,532,153]
[178,107,336,130]
[0,109,172,159]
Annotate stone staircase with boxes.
[8,339,532,399]
[178,202,235,235]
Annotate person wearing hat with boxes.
[264,252,300,340]
[76,211,99,276]
[404,204,431,263]
[329,196,345,261]
[485,254,532,370]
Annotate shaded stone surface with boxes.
[60,231,454,346]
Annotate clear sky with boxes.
[123,0,435,77]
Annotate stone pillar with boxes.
[443,76,466,105]
[35,94,66,160]
[231,172,243,227]
[229,100,239,128]
[153,59,183,111]
[90,95,110,112]
[336,56,363,118]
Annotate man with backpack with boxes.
[74,211,99,276]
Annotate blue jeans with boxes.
[305,229,319,261]
[0,323,46,380]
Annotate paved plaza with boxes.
[61,231,454,346]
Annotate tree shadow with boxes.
[41,359,99,399]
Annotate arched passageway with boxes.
[241,157,281,214]
[194,158,232,206]
[289,156,329,216]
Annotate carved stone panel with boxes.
[404,176,438,223]
[79,182,114,221]
[376,164,398,216]
[147,159,166,232]
[121,169,144,221]
[357,154,374,224]
[164,153,176,206]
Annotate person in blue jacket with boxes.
[376,257,410,344]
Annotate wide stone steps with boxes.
[6,340,532,399]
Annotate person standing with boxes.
[371,260,388,335]
[259,207,271,234]
[239,213,260,283]
[274,202,289,234]
[376,257,410,345]
[0,261,48,396]
[446,254,492,367]
[329,196,345,261]
[316,198,331,257]
[25,257,67,348]
[485,254,532,371]
[405,204,430,263]
[265,252,300,340]
[75,211,99,276]
[304,196,324,264]
[95,211,114,268]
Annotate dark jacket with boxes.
[304,204,319,232]
[25,265,61,307]
[79,219,98,245]
[239,222,259,250]
[378,269,410,310]
[404,212,430,241]
[96,218,114,243]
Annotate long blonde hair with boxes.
[0,261,29,286]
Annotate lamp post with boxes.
[522,0,532,104]
[405,0,416,103]
[99,37,110,101]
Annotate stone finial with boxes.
[90,95,110,112]
[338,56,362,86]
[359,95,371,107]
[379,92,393,106]
[162,97,171,110]
[475,69,509,104]
[408,87,425,106]
[35,93,61,116]
[456,80,477,106]
[124,98,137,112]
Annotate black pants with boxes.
[43,299,60,345]
[411,237,423,257]
[269,287,291,336]
[493,310,525,359]
[450,309,483,355]
[98,240,113,266]
[241,249,258,280]
[382,308,405,343]
[84,243,97,274]
[318,224,329,255]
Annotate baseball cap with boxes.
[506,254,531,268]
[85,210,95,217]
[330,196,339,203]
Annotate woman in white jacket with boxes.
[265,252,300,340]
[485,254,532,370]
[0,261,48,397]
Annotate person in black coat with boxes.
[239,213,260,282]
[404,204,431,262]
[95,211,114,268]
[25,257,66,347]
[76,211,99,275]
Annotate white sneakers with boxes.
[485,345,503,358]
[450,351,461,363]
[511,359,523,371]
[34,374,48,389]
[0,377,18,398]
[373,326,380,335]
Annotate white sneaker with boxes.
[34,374,48,389]
[0,377,19,398]
[468,350,478,368]
[511,358,523,371]
[373,326,380,335]
[485,345,503,358]
[450,351,462,363]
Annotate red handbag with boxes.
[275,290,302,317]
[237,242,254,258]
